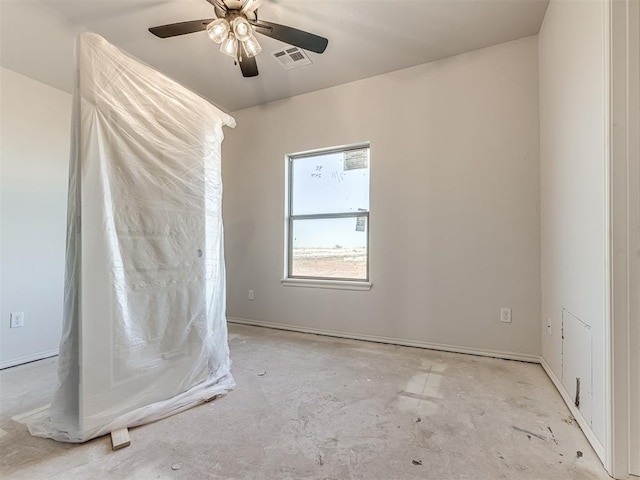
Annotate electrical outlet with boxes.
[10,312,24,328]
[500,308,512,323]
[248,290,254,301]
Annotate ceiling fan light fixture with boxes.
[242,34,262,58]
[206,18,230,44]
[231,16,253,42]
[220,33,239,58]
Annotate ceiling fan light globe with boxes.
[242,35,262,58]
[220,33,239,58]
[232,16,253,42]
[206,18,230,44]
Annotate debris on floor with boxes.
[412,460,422,465]
[577,451,583,459]
[171,463,183,471]
[258,371,267,377]
[547,426,559,445]
[110,428,131,451]
[512,426,547,441]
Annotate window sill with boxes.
[281,278,372,291]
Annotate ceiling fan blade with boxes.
[239,51,259,77]
[240,0,265,14]
[249,20,328,54]
[149,19,214,38]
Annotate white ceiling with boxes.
[0,0,549,112]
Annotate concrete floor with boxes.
[1,323,610,480]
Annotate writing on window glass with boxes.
[310,165,323,179]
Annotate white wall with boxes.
[538,0,607,455]
[0,67,71,368]
[223,37,541,359]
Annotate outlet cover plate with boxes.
[10,312,24,328]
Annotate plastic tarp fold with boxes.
[28,33,236,442]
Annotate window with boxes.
[284,144,370,287]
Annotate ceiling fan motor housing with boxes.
[214,7,257,23]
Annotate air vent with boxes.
[271,47,312,70]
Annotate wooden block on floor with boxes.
[110,428,130,451]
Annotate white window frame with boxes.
[282,143,372,291]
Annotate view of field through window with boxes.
[289,146,370,280]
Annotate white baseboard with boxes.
[0,349,58,370]
[540,357,606,464]
[227,317,541,363]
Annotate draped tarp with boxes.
[29,33,236,442]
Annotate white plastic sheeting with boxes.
[29,33,236,442]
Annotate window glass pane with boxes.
[291,149,369,215]
[290,217,368,280]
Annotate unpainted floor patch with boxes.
[396,368,443,416]
[420,359,447,373]
[11,404,50,424]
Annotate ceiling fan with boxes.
[149,0,328,78]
